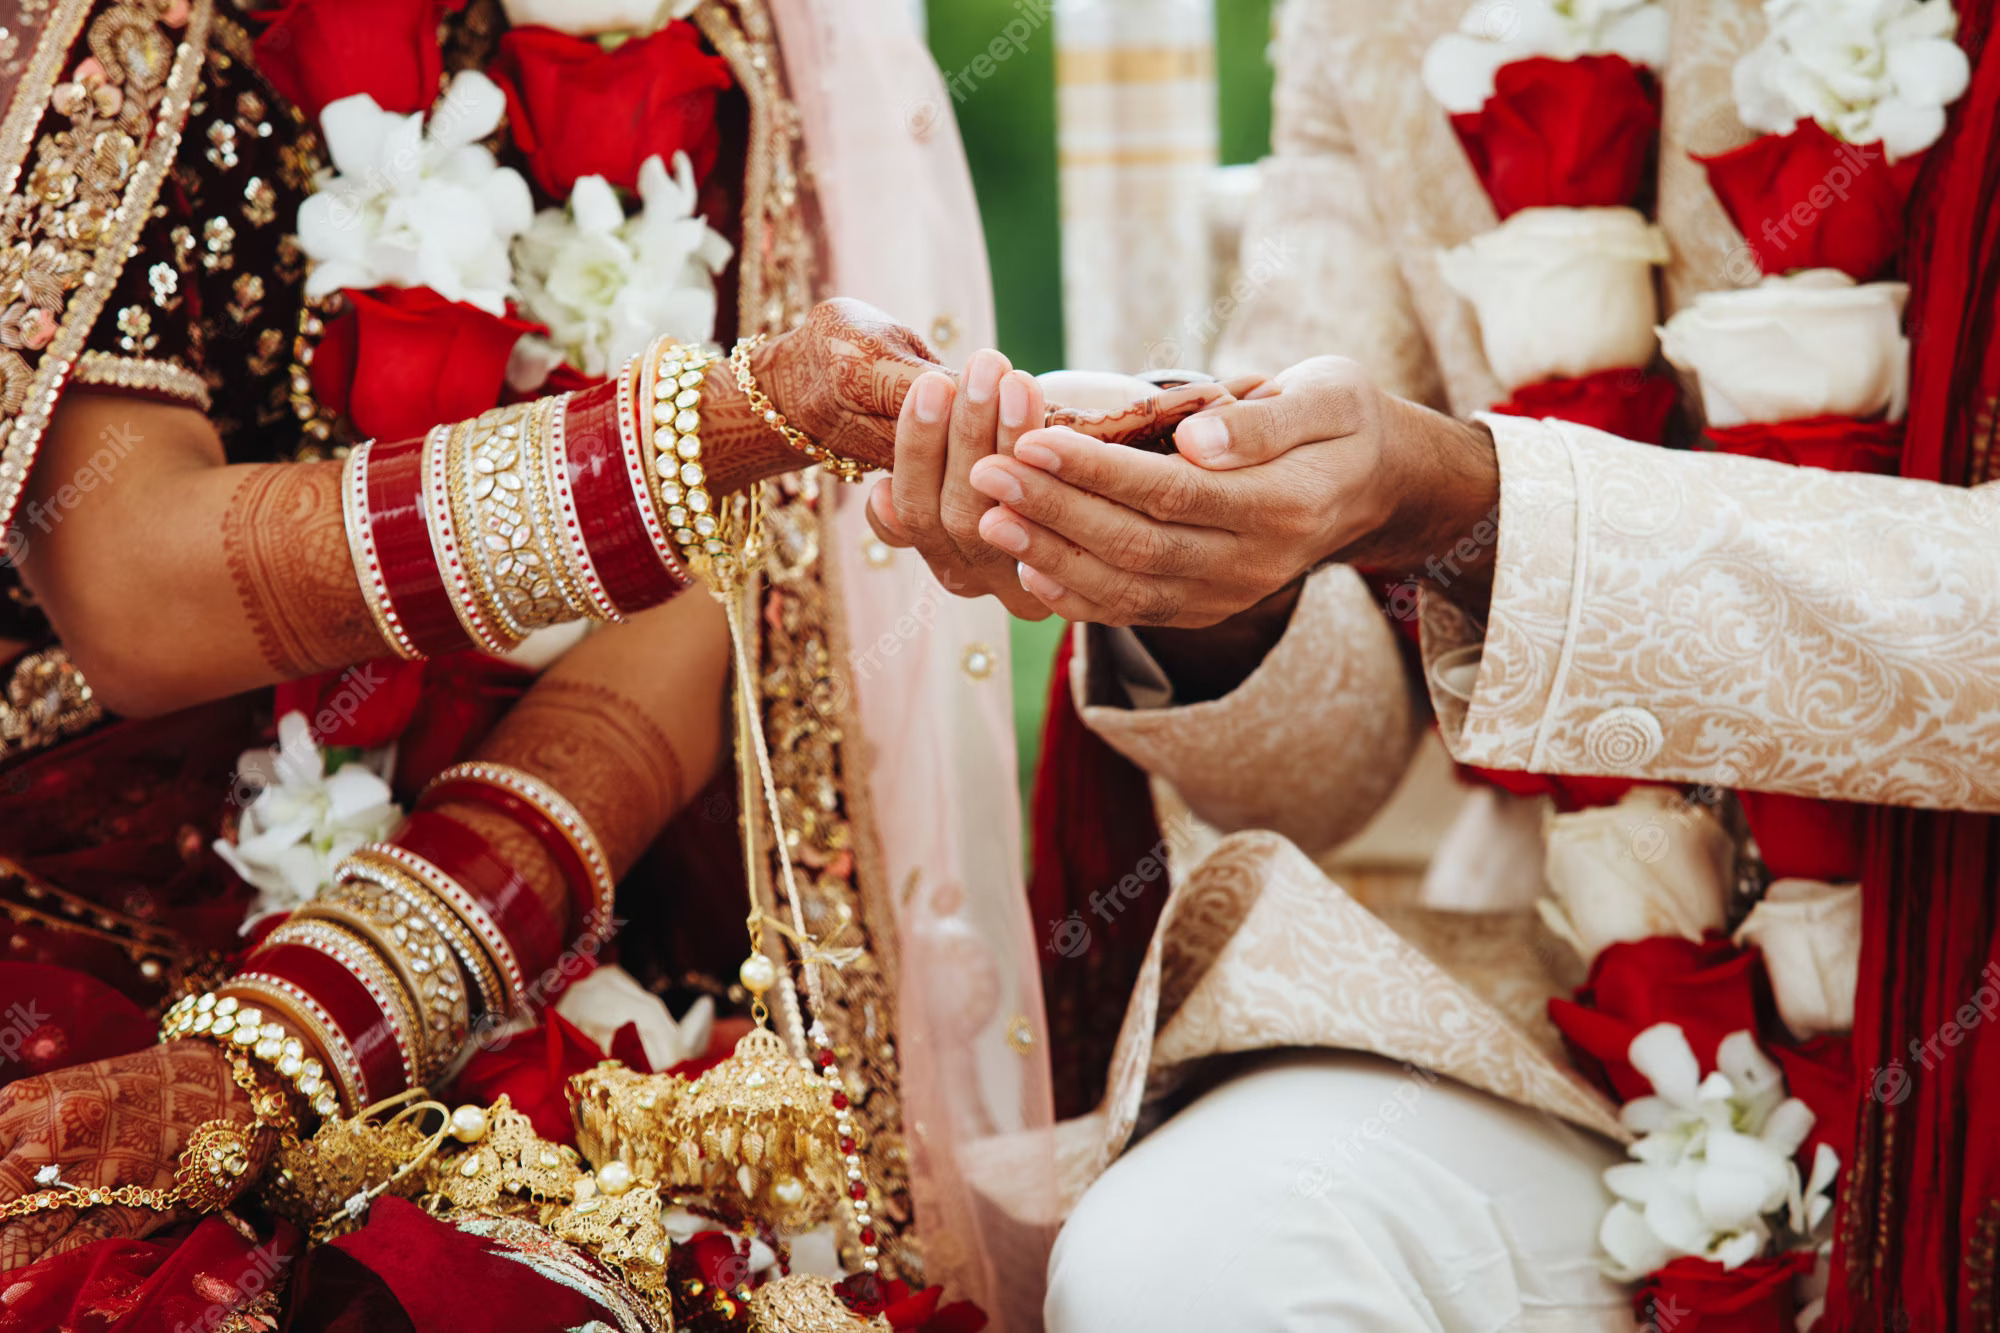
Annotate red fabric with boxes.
[275,660,428,750]
[1461,764,1641,813]
[388,652,534,801]
[1026,630,1169,1120]
[312,287,541,445]
[1827,2,2000,1318]
[1697,121,1923,281]
[253,0,465,121]
[325,1197,627,1333]
[1490,368,1679,445]
[1704,417,1904,476]
[1548,935,1766,1102]
[0,964,156,1088]
[1637,1253,1814,1332]
[1770,1033,1857,1163]
[0,1218,299,1333]
[490,23,735,197]
[446,1010,616,1146]
[836,1273,989,1332]
[1450,55,1658,216]
[1736,791,1866,883]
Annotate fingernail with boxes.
[1018,561,1033,591]
[1178,415,1229,463]
[914,376,950,423]
[1014,440,1060,473]
[967,352,1005,404]
[999,374,1029,428]
[969,461,1023,505]
[984,515,1029,554]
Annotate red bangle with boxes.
[366,431,469,657]
[390,810,566,977]
[241,943,408,1102]
[566,369,689,614]
[418,774,613,943]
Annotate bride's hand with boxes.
[0,1040,262,1269]
[751,298,949,472]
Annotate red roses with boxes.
[1451,55,1660,216]
[256,0,466,121]
[1491,367,1679,445]
[1698,121,1922,282]
[1637,1253,1815,1333]
[1549,936,1765,1101]
[311,287,542,445]
[491,23,735,197]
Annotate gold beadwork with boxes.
[731,334,872,483]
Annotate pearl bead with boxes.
[596,1161,634,1196]
[738,954,778,995]
[773,1177,805,1205]
[449,1105,489,1143]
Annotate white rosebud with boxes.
[1733,878,1863,1039]
[1537,788,1733,968]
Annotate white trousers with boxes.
[1045,1051,1636,1333]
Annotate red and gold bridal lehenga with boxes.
[0,3,1055,1330]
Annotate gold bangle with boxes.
[424,420,519,655]
[459,399,579,637]
[349,844,529,1018]
[640,338,727,568]
[730,333,873,483]
[334,856,507,1037]
[296,879,472,1080]
[161,991,332,1124]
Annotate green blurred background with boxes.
[920,0,1277,803]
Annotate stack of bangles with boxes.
[159,763,615,1155]
[341,334,868,661]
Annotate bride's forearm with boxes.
[18,340,815,717]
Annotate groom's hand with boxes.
[961,357,1501,627]
[867,352,1234,618]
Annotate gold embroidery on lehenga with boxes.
[72,347,207,406]
[704,0,919,1282]
[0,0,216,530]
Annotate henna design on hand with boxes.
[221,463,387,677]
[0,1040,260,1268]
[1046,382,1235,453]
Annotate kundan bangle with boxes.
[380,811,566,976]
[731,334,872,482]
[296,877,473,1077]
[418,762,617,941]
[454,399,578,639]
[348,843,530,1017]
[334,855,508,1031]
[425,419,521,655]
[162,991,340,1121]
[640,339,729,569]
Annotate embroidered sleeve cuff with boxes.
[70,352,213,412]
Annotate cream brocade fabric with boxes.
[1426,416,2000,811]
[1052,571,1624,1213]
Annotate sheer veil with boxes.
[765,3,1060,1326]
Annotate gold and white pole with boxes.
[1055,0,1218,374]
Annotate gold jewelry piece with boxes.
[335,856,507,1034]
[161,990,340,1120]
[730,334,873,483]
[349,843,528,1017]
[458,399,578,638]
[424,420,520,655]
[262,1089,449,1241]
[220,973,368,1119]
[297,876,472,1078]
[641,338,729,571]
[669,1025,844,1234]
[750,1274,892,1332]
